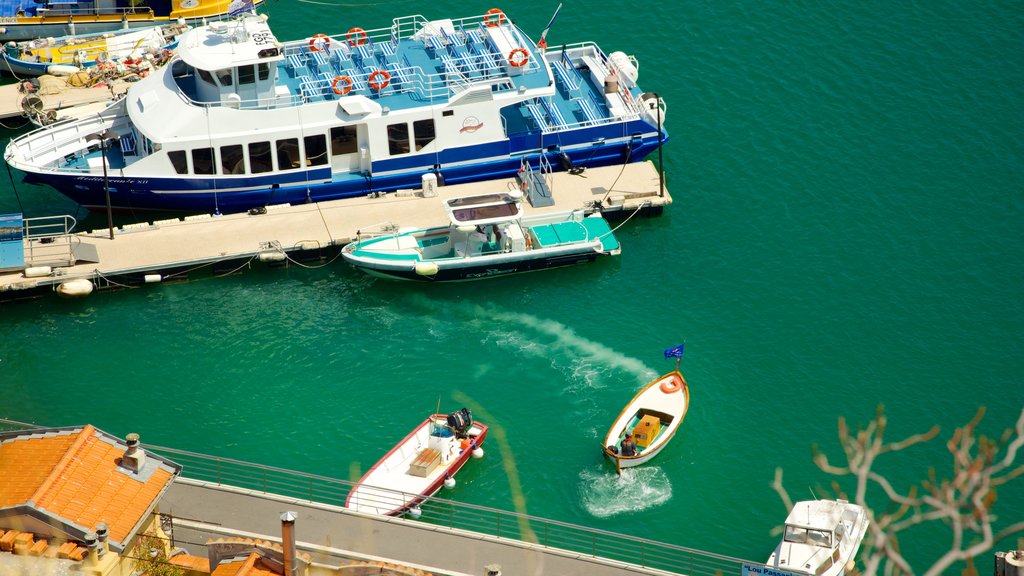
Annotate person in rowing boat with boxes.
[620,432,637,457]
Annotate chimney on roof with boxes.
[123,433,146,473]
[84,531,99,566]
[280,511,297,576]
[95,523,109,557]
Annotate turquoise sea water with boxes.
[2,0,1022,569]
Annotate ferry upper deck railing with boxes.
[0,418,754,576]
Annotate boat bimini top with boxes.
[444,191,524,227]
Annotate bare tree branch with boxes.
[773,404,1024,576]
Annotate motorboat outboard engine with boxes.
[446,408,473,438]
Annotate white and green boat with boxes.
[341,191,620,282]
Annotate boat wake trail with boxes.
[478,306,655,388]
[578,466,672,517]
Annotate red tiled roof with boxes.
[171,553,212,573]
[211,552,280,576]
[0,425,175,544]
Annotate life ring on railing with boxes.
[368,69,390,90]
[309,33,329,52]
[331,75,353,95]
[508,47,529,67]
[346,27,367,46]
[660,377,682,394]
[484,8,505,27]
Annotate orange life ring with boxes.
[484,8,505,27]
[331,75,353,95]
[368,69,390,90]
[508,47,529,67]
[346,27,367,46]
[309,33,329,52]
[660,376,682,394]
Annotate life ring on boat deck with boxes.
[484,8,505,27]
[508,47,529,67]
[346,27,367,46]
[309,33,329,51]
[660,376,682,394]
[331,75,353,95]
[368,69,391,90]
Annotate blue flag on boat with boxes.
[228,0,254,16]
[664,343,685,359]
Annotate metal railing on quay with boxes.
[0,419,755,576]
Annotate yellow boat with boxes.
[2,21,187,76]
[0,0,263,43]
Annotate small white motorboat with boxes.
[342,188,620,282]
[602,345,690,473]
[345,409,487,516]
[766,499,869,576]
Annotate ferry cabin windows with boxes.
[236,64,270,85]
[331,126,357,156]
[249,142,273,173]
[221,144,245,174]
[169,150,188,174]
[276,138,300,171]
[192,148,215,175]
[237,65,255,85]
[170,133,332,176]
[304,135,327,167]
[387,123,409,155]
[384,120,436,156]
[413,119,435,151]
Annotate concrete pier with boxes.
[0,161,671,301]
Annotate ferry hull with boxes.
[16,134,661,213]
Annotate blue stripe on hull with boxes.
[22,119,665,213]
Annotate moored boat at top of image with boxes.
[1,20,188,77]
[0,0,264,42]
[4,7,667,214]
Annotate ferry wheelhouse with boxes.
[5,9,668,214]
[0,0,263,42]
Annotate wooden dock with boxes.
[0,161,670,301]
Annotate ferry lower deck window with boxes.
[330,126,357,155]
[387,122,410,155]
[238,65,255,85]
[258,63,270,81]
[413,119,435,151]
[249,142,273,173]
[276,138,300,171]
[197,68,214,85]
[168,150,188,174]
[221,144,244,174]
[304,134,327,166]
[192,148,215,175]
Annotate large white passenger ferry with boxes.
[5,8,668,214]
